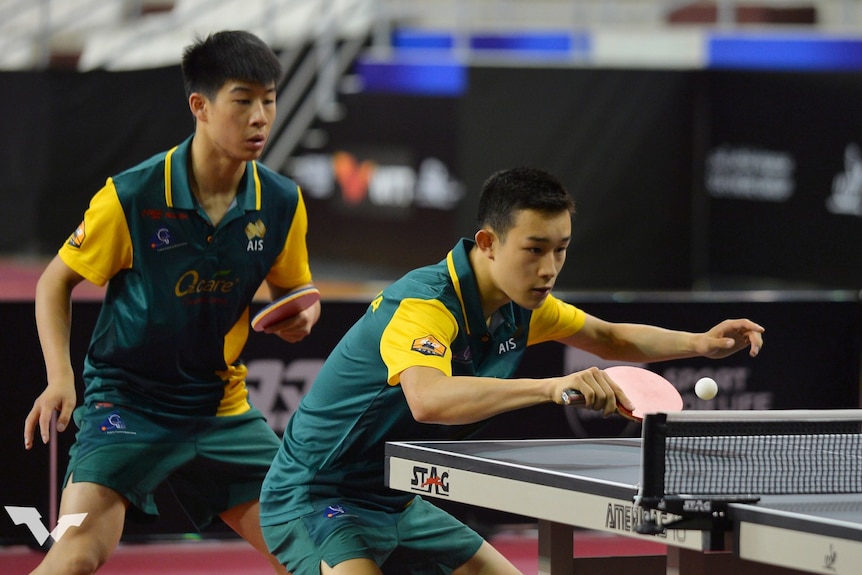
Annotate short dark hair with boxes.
[181,30,282,99]
[477,167,575,237]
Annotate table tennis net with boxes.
[639,411,862,499]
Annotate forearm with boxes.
[562,320,699,363]
[599,323,699,362]
[400,366,558,425]
[35,267,77,387]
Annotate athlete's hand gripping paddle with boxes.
[561,365,683,422]
[251,286,320,332]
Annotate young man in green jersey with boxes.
[24,31,318,574]
[259,167,765,574]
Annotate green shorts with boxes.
[262,496,484,574]
[66,401,280,529]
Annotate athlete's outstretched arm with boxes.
[559,314,764,362]
[399,365,632,424]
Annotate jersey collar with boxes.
[163,135,262,211]
[446,238,488,337]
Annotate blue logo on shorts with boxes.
[99,411,135,435]
[323,505,346,518]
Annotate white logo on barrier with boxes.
[288,154,464,210]
[826,143,862,217]
[705,145,795,202]
[245,358,324,433]
[4,506,87,544]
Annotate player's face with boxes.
[491,209,571,309]
[202,80,276,161]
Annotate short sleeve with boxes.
[58,178,133,286]
[380,298,460,385]
[266,188,313,289]
[527,294,586,345]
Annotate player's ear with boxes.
[189,93,207,122]
[475,228,496,254]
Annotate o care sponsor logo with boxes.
[174,269,240,297]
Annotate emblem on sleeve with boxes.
[411,335,447,357]
[67,221,86,248]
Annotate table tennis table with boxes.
[384,410,862,575]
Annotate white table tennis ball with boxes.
[695,377,718,400]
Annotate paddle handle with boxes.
[561,388,639,421]
[561,389,585,406]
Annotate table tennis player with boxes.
[23,31,319,575]
[259,167,764,574]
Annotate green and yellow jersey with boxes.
[260,238,585,525]
[60,136,311,417]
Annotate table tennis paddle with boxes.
[561,365,683,422]
[251,286,320,332]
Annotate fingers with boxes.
[57,402,73,433]
[24,392,75,449]
[264,309,317,342]
[746,326,764,357]
[705,319,765,358]
[39,408,54,445]
[269,320,313,342]
[613,385,635,414]
[23,407,38,450]
[562,368,629,417]
[24,402,55,449]
[734,319,765,357]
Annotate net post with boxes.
[638,412,668,507]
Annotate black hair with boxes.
[181,30,282,99]
[477,167,575,237]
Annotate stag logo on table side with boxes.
[411,466,450,497]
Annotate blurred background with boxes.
[2,0,862,291]
[3,0,862,555]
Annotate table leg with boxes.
[538,520,574,575]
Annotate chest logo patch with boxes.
[149,225,187,252]
[411,335,447,357]
[149,226,173,249]
[245,219,266,252]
